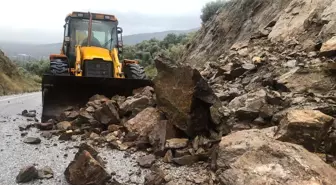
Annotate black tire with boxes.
[50,59,69,75]
[124,64,147,79]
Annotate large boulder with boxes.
[275,109,334,152]
[64,144,111,185]
[153,55,225,137]
[124,107,161,137]
[216,128,336,185]
[94,100,120,125]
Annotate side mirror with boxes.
[117,27,123,34]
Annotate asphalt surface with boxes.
[0,92,148,185]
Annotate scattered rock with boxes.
[23,137,41,144]
[125,107,161,137]
[163,150,173,163]
[165,138,188,149]
[56,121,72,131]
[16,165,38,183]
[37,166,54,179]
[94,100,120,125]
[172,155,199,166]
[144,167,166,185]
[64,149,111,185]
[137,154,156,168]
[119,96,153,116]
[36,122,54,131]
[89,94,109,102]
[148,120,178,155]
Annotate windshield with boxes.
[70,18,117,50]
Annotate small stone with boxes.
[23,137,41,144]
[56,121,72,131]
[163,150,173,163]
[21,132,28,137]
[172,155,199,166]
[16,165,38,183]
[37,166,54,179]
[137,154,156,168]
[165,138,189,149]
[37,122,54,131]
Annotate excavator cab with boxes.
[41,11,151,122]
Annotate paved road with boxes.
[0,92,147,185]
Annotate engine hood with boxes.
[80,46,113,61]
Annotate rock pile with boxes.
[17,0,336,184]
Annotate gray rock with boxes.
[23,137,41,144]
[37,166,54,179]
[137,154,156,168]
[216,128,336,185]
[16,165,38,183]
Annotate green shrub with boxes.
[200,0,227,23]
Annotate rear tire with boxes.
[50,59,69,75]
[124,64,147,79]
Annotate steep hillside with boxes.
[181,0,336,68]
[0,50,39,95]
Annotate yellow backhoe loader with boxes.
[41,11,152,122]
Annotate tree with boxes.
[200,0,227,23]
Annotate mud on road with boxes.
[0,92,149,185]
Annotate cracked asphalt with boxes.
[0,92,148,185]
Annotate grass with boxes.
[0,50,40,96]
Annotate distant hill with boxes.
[0,28,198,60]
[123,28,198,45]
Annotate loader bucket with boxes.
[41,74,153,122]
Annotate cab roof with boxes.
[65,11,117,22]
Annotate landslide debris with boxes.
[16,0,336,184]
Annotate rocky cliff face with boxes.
[180,0,336,68]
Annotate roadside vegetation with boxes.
[0,50,41,96]
[201,0,228,23]
[122,32,196,78]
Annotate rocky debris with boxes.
[36,122,54,130]
[94,100,120,125]
[23,137,41,144]
[154,55,227,137]
[145,162,212,185]
[320,36,336,57]
[56,121,72,131]
[216,128,336,185]
[165,138,188,149]
[137,154,156,168]
[21,110,36,118]
[64,143,111,185]
[124,107,161,137]
[37,166,54,179]
[148,120,179,155]
[16,165,38,183]
[275,109,334,152]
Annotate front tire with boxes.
[124,64,147,79]
[50,59,68,75]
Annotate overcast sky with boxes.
[0,0,212,44]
